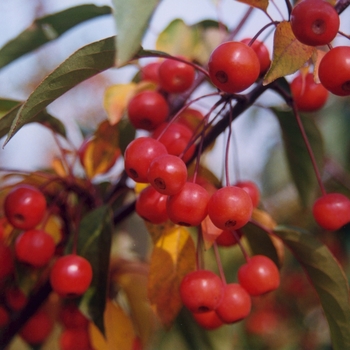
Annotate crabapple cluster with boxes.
[290,0,350,98]
[180,255,280,330]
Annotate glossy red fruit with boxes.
[290,72,329,112]
[60,328,91,350]
[0,243,14,280]
[140,61,162,84]
[216,230,242,247]
[20,310,53,345]
[158,57,195,93]
[50,255,93,297]
[240,38,271,74]
[238,255,280,296]
[167,182,210,226]
[319,46,350,96]
[312,193,350,231]
[136,186,169,224]
[127,90,169,131]
[15,229,55,268]
[0,306,9,328]
[180,270,224,313]
[192,310,223,330]
[124,137,168,183]
[152,122,196,163]
[215,283,252,323]
[208,41,260,93]
[4,185,47,230]
[208,186,253,230]
[290,0,340,46]
[148,154,188,195]
[234,180,260,208]
[59,303,89,329]
[5,287,27,311]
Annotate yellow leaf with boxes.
[148,226,196,327]
[252,208,277,229]
[236,0,269,11]
[90,299,135,350]
[51,157,68,177]
[116,269,158,346]
[264,21,316,85]
[311,49,327,83]
[104,83,136,125]
[41,214,64,244]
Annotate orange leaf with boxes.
[89,299,135,350]
[264,21,316,85]
[201,215,222,250]
[311,49,327,83]
[147,226,196,327]
[236,0,269,11]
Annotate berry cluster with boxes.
[180,255,280,330]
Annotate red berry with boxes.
[312,193,350,231]
[0,306,9,328]
[290,0,340,46]
[20,310,53,345]
[140,61,162,84]
[59,303,89,329]
[152,122,196,162]
[136,186,169,224]
[4,185,47,230]
[290,72,329,111]
[50,255,93,297]
[238,255,280,296]
[208,41,260,93]
[234,180,260,208]
[158,57,195,93]
[180,270,224,313]
[192,310,223,330]
[0,243,14,280]
[15,229,55,268]
[245,309,279,335]
[208,186,253,230]
[148,154,188,195]
[216,230,242,247]
[127,91,169,131]
[167,182,210,226]
[124,137,168,183]
[319,46,350,96]
[59,328,91,350]
[5,287,27,311]
[240,38,271,74]
[215,283,252,323]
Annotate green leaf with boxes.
[272,107,324,207]
[73,205,113,335]
[0,99,66,139]
[243,222,281,268]
[0,5,112,69]
[3,36,115,145]
[274,225,350,350]
[112,0,159,66]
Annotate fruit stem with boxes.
[213,242,227,285]
[233,229,251,262]
[284,0,293,19]
[196,226,204,270]
[224,104,233,186]
[226,7,254,41]
[248,21,280,47]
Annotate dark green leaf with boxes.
[274,225,350,350]
[4,36,115,145]
[242,222,281,268]
[0,99,66,139]
[0,5,111,69]
[71,205,113,335]
[118,118,136,155]
[272,107,324,206]
[112,0,159,66]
